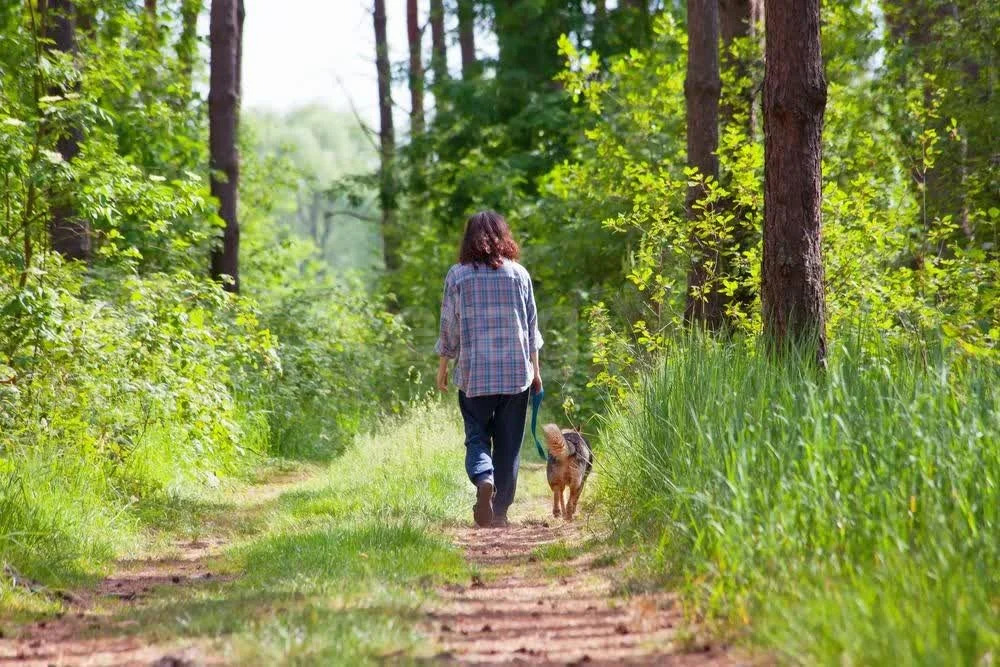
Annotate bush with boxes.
[597,336,999,665]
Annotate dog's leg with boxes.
[552,485,563,518]
[566,484,582,521]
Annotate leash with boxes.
[530,387,546,460]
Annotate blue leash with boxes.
[530,387,546,460]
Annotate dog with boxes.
[542,424,593,521]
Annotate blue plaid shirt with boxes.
[435,260,543,398]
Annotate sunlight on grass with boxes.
[123,400,473,664]
[598,336,999,665]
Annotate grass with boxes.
[596,335,999,665]
[106,400,473,664]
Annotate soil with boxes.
[0,468,746,666]
[0,470,310,667]
[427,487,742,666]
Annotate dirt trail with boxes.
[0,470,312,667]
[428,478,738,666]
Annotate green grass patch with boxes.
[530,541,582,562]
[597,335,999,665]
[113,400,472,664]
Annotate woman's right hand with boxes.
[531,373,542,394]
[437,357,450,392]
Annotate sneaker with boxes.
[490,514,510,529]
[473,480,495,528]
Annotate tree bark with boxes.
[682,0,723,328]
[719,0,761,135]
[209,0,241,292]
[716,0,761,321]
[177,0,200,83]
[429,0,448,87]
[761,0,827,363]
[45,0,90,261]
[373,0,398,271]
[406,0,424,136]
[457,0,478,79]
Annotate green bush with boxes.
[597,336,998,665]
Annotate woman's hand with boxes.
[531,351,542,393]
[437,357,450,392]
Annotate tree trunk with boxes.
[592,0,607,53]
[406,0,424,136]
[682,0,723,328]
[884,0,972,243]
[373,0,398,272]
[457,0,478,79]
[429,0,448,87]
[209,0,241,292]
[761,0,827,363]
[45,0,90,261]
[177,0,200,83]
[719,0,760,135]
[716,0,761,321]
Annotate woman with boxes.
[435,211,543,528]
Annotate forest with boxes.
[0,0,997,664]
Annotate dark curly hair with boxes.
[458,210,520,269]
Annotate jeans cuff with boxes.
[473,471,494,487]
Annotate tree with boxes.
[429,0,447,87]
[373,0,398,271]
[406,0,424,136]
[177,0,200,86]
[761,0,828,362]
[45,0,90,260]
[682,0,723,328]
[716,0,762,319]
[209,0,242,292]
[457,0,477,79]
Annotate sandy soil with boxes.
[427,501,742,666]
[0,470,311,667]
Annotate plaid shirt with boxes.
[435,260,543,398]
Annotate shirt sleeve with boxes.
[525,273,543,354]
[434,270,460,359]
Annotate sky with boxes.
[241,0,426,128]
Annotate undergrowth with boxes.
[597,335,999,666]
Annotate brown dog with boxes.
[542,424,593,520]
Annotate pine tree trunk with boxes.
[209,0,241,292]
[45,0,90,261]
[374,0,398,272]
[457,0,478,79]
[719,0,760,135]
[429,0,448,87]
[716,0,761,321]
[177,0,200,84]
[407,0,424,136]
[682,0,723,328]
[761,0,827,363]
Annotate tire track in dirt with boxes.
[427,481,741,666]
[0,469,313,667]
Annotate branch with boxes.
[333,74,380,151]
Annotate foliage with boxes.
[0,1,407,596]
[597,336,999,665]
[246,106,382,275]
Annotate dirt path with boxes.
[0,469,313,667]
[428,470,738,666]
[1,463,740,666]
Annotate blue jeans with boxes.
[458,388,530,517]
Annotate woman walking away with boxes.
[435,211,543,529]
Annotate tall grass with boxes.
[598,336,998,665]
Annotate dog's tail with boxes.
[542,423,570,460]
